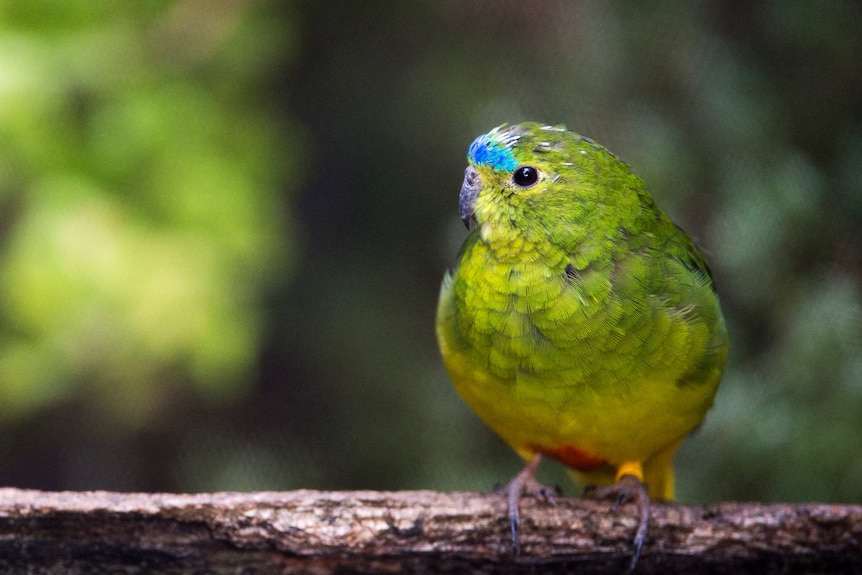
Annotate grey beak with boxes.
[459,166,480,228]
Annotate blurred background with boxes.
[0,0,860,504]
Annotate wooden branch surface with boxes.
[0,488,859,574]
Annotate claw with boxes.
[502,453,556,555]
[586,472,650,573]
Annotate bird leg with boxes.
[585,462,650,573]
[502,453,558,554]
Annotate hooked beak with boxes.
[459,165,480,229]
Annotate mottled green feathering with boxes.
[437,122,727,499]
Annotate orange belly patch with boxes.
[532,444,607,471]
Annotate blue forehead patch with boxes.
[468,134,517,172]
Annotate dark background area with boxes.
[0,0,860,504]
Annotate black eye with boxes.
[513,166,539,188]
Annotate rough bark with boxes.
[0,488,859,574]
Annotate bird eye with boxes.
[513,166,539,188]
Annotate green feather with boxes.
[436,122,728,499]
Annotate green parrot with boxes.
[436,122,728,569]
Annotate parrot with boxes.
[436,122,728,570]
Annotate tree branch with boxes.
[0,488,859,574]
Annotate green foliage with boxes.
[0,0,295,423]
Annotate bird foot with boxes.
[501,454,558,555]
[585,473,650,573]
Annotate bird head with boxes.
[459,122,641,252]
